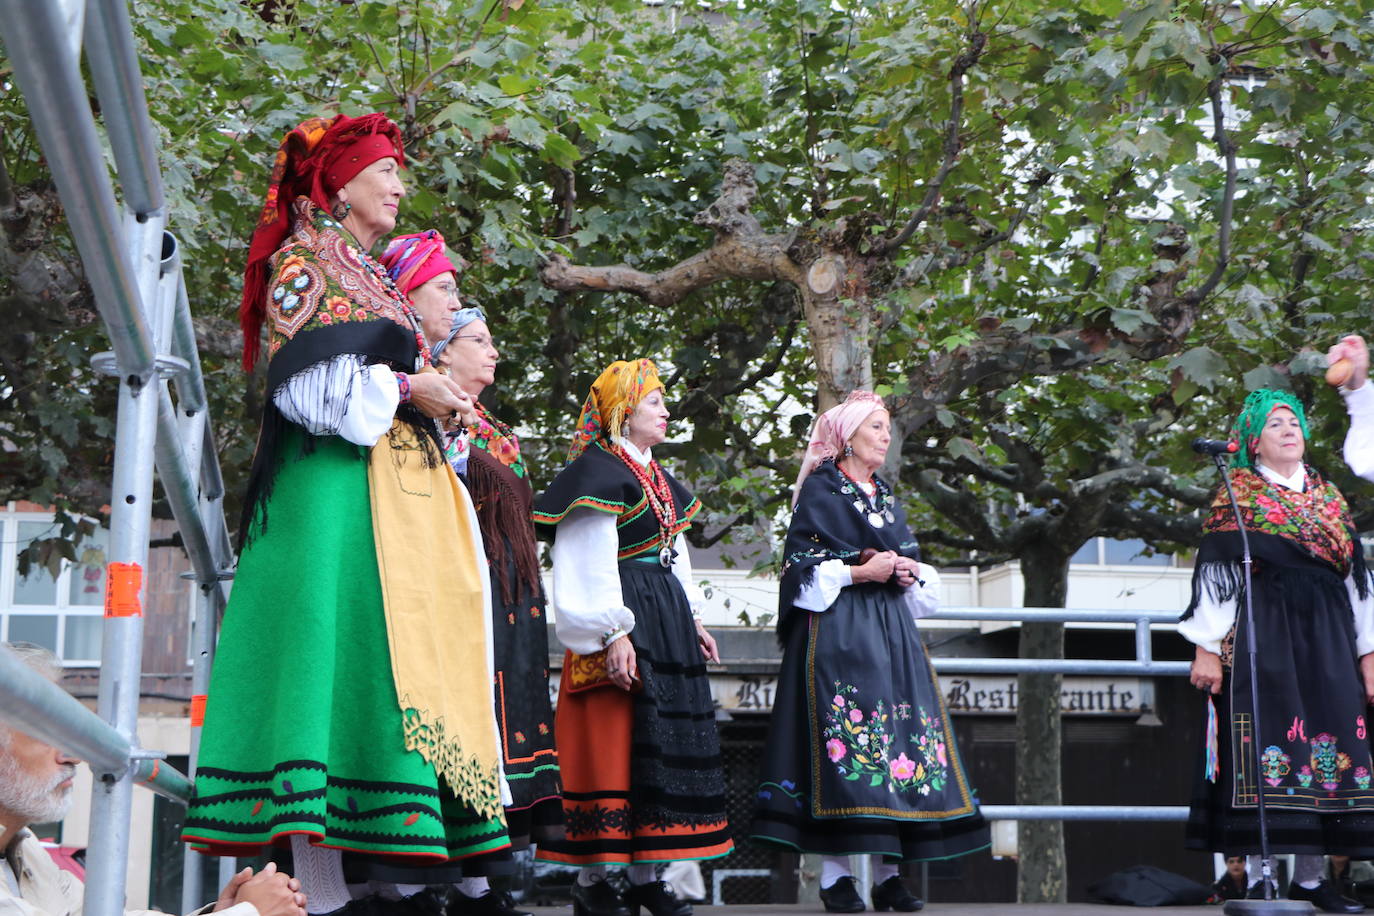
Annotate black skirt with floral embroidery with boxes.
[1185,531,1374,855]
[751,461,989,860]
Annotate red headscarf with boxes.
[239,113,406,370]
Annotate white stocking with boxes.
[577,864,610,887]
[870,856,899,884]
[290,834,352,913]
[456,877,491,898]
[821,855,853,890]
[1293,854,1325,889]
[627,864,657,885]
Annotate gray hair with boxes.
[3,641,62,682]
[0,642,61,748]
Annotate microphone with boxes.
[1192,438,1238,456]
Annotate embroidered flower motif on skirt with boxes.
[1310,733,1352,790]
[824,683,894,789]
[823,682,948,794]
[565,803,630,838]
[1297,765,1314,788]
[1355,766,1371,790]
[1259,745,1291,787]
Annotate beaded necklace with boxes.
[355,246,432,371]
[611,442,678,566]
[836,463,896,529]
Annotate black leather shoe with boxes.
[449,889,531,916]
[1246,880,1279,900]
[1289,880,1366,913]
[819,876,866,913]
[573,879,632,916]
[625,880,693,916]
[871,876,924,912]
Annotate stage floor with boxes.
[527,906,1220,915]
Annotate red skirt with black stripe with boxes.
[538,562,733,866]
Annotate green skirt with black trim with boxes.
[181,434,509,861]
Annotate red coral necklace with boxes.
[611,443,678,567]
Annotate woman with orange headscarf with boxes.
[532,360,731,916]
[181,114,507,916]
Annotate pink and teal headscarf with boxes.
[379,229,460,296]
[1229,388,1309,469]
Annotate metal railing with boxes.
[927,607,1191,677]
[0,1,234,913]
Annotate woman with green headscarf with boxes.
[1179,388,1374,913]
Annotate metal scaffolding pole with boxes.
[0,0,155,382]
[0,646,192,803]
[79,203,166,916]
[0,0,236,910]
[83,0,164,217]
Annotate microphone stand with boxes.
[1213,452,1312,915]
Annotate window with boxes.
[1070,537,1174,568]
[1101,538,1171,567]
[1,505,109,664]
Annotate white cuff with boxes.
[337,363,401,446]
[794,559,852,612]
[1342,379,1374,410]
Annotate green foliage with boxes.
[2,0,1374,571]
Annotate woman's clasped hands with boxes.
[852,550,921,588]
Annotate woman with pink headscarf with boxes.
[752,391,989,913]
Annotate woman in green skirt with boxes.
[181,113,509,916]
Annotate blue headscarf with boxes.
[430,306,487,364]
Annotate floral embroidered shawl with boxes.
[469,403,526,479]
[263,198,428,388]
[239,198,435,545]
[1184,464,1368,620]
[463,403,539,605]
[1202,465,1355,575]
[777,460,919,638]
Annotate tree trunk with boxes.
[801,278,872,410]
[1015,542,1070,903]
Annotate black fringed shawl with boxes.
[1183,465,1369,622]
[777,460,921,639]
[466,446,541,606]
[238,199,440,547]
